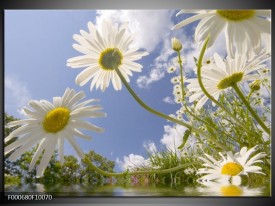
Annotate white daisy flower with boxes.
[172,76,186,86]
[177,115,183,121]
[172,56,186,66]
[186,51,270,110]
[179,106,186,114]
[192,55,215,77]
[167,67,176,73]
[197,146,266,185]
[5,88,106,177]
[202,55,215,66]
[173,10,271,57]
[67,20,148,91]
[174,98,182,104]
[257,67,271,87]
[176,110,183,115]
[173,87,182,97]
[173,84,181,91]
[171,76,180,84]
[184,167,195,175]
[220,119,230,126]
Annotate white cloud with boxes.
[136,67,165,88]
[134,26,195,88]
[116,154,150,171]
[143,26,228,87]
[159,124,199,157]
[136,32,176,88]
[143,141,157,154]
[5,75,32,116]
[160,124,187,152]
[163,96,175,104]
[116,141,157,171]
[96,10,173,52]
[116,124,199,171]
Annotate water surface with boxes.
[5,182,271,197]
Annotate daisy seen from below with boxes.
[186,51,270,110]
[197,146,266,185]
[67,20,149,91]
[5,88,106,177]
[172,10,271,57]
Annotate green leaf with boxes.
[204,117,216,136]
[193,57,198,66]
[177,129,191,150]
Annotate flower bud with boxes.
[250,80,261,91]
[171,37,182,51]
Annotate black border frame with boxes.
[1,0,273,205]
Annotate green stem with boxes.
[197,37,259,137]
[247,90,253,102]
[84,156,200,177]
[176,49,233,143]
[177,51,185,101]
[114,67,227,150]
[256,70,271,96]
[231,83,270,135]
[183,103,235,142]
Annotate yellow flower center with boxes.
[217,10,255,21]
[99,48,123,70]
[43,107,70,133]
[220,185,243,196]
[217,72,244,89]
[221,162,243,176]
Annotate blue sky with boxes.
[5,10,228,171]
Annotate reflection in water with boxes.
[5,182,270,197]
[220,185,243,196]
[197,184,265,196]
[185,181,267,196]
